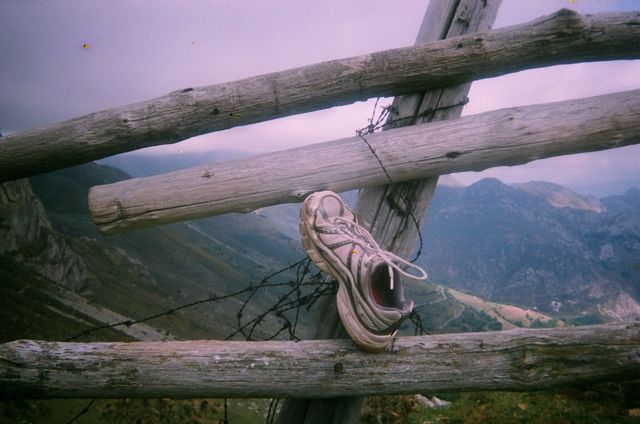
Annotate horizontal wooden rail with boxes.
[1,9,639,182]
[1,323,639,399]
[89,89,640,234]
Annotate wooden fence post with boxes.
[356,0,500,258]
[276,1,501,422]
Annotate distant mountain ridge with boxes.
[567,176,640,198]
[514,181,603,213]
[418,178,640,322]
[99,150,253,177]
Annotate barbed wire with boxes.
[226,258,336,342]
[355,96,469,264]
[409,308,429,336]
[64,257,328,343]
[62,98,435,424]
[66,398,95,424]
[356,101,425,263]
[63,256,332,424]
[382,96,470,130]
[266,398,281,424]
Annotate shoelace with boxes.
[333,217,428,290]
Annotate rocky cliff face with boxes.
[0,179,89,291]
[26,162,311,341]
[1,174,179,342]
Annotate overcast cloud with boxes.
[1,0,638,194]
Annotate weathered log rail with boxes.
[0,10,638,182]
[1,323,638,400]
[88,89,640,234]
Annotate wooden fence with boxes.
[1,1,639,423]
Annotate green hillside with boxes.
[2,161,638,423]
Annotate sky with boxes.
[1,0,639,194]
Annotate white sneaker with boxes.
[300,191,427,352]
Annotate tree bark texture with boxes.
[2,324,639,400]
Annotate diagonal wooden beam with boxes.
[1,9,639,182]
[356,0,501,258]
[277,2,502,422]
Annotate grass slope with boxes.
[0,255,131,343]
[364,382,640,424]
[445,286,561,329]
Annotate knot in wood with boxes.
[333,362,344,374]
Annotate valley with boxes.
[2,154,639,423]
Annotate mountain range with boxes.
[417,178,640,323]
[100,150,640,324]
[1,151,638,346]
